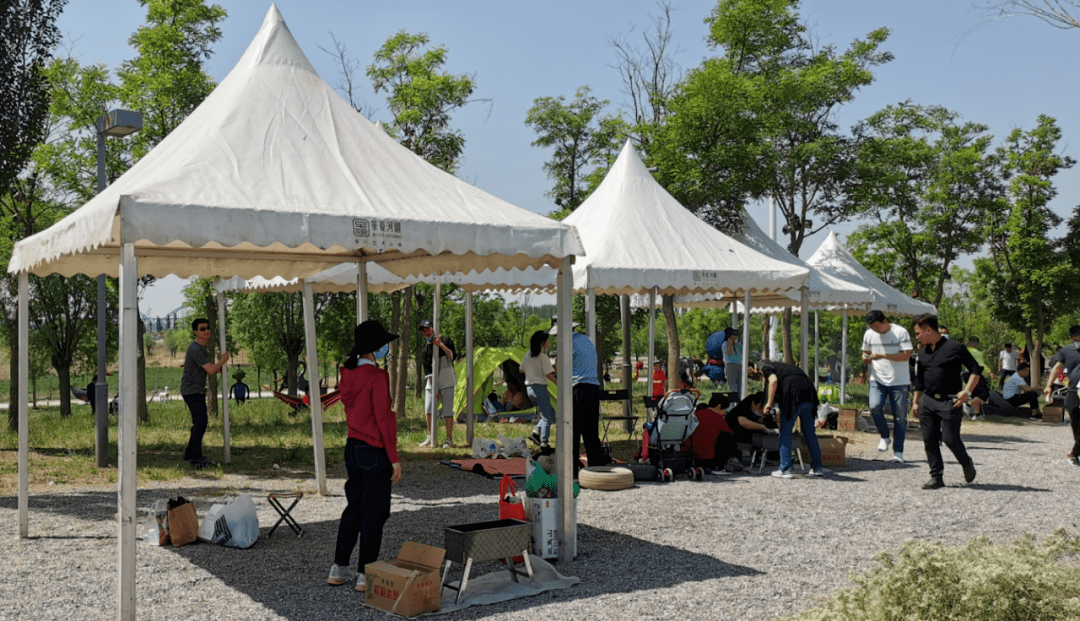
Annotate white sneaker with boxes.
[877,438,891,452]
[354,574,367,592]
[770,469,793,479]
[328,564,356,585]
[806,467,830,477]
[418,436,433,447]
[892,453,904,463]
[441,440,452,449]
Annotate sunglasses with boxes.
[196,327,210,332]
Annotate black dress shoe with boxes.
[962,462,976,484]
[922,477,945,490]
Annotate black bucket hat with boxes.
[349,320,398,358]
[417,319,434,331]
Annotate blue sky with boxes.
[54,0,1080,316]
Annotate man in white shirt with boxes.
[1003,362,1041,417]
[998,343,1019,390]
[862,310,914,463]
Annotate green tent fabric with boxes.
[452,346,558,416]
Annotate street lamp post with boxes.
[95,109,141,468]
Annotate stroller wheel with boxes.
[696,467,705,480]
[663,468,674,482]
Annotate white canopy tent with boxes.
[562,140,810,401]
[636,208,874,378]
[805,231,937,401]
[806,231,937,317]
[9,6,583,619]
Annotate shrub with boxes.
[786,530,1080,621]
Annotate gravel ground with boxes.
[3,418,1080,621]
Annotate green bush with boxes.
[786,530,1080,621]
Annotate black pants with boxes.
[182,393,208,461]
[1066,392,1080,458]
[333,438,392,571]
[919,395,973,479]
[1006,392,1040,410]
[573,383,605,467]
[701,433,738,469]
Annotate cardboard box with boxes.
[799,435,848,467]
[364,542,445,617]
[1043,405,1065,424]
[525,497,577,560]
[837,408,859,432]
[817,435,848,467]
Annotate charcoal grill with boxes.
[441,519,534,603]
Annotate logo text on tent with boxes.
[693,270,720,282]
[354,219,402,240]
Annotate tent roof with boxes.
[9,4,582,280]
[213,262,408,294]
[806,231,937,317]
[563,141,809,296]
[665,210,873,312]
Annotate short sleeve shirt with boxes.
[181,341,210,396]
[999,349,1019,371]
[861,324,912,386]
[1049,344,1080,393]
[520,351,554,386]
[1003,373,1028,400]
[571,333,599,386]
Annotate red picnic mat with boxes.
[443,454,619,478]
[443,457,528,478]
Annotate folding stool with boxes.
[267,491,304,537]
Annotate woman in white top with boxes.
[523,330,557,447]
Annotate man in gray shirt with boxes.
[181,318,230,468]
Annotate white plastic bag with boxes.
[497,434,530,458]
[201,494,259,549]
[472,437,499,458]
[142,499,170,545]
[197,503,226,543]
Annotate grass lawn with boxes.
[0,373,867,493]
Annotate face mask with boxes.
[375,344,389,359]
[425,335,433,344]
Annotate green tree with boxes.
[367,31,476,173]
[975,115,1079,388]
[654,0,891,240]
[0,0,65,197]
[653,0,891,363]
[0,0,66,430]
[849,103,1003,307]
[525,86,627,215]
[117,0,226,159]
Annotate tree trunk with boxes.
[8,322,19,432]
[396,287,412,418]
[594,313,620,390]
[55,363,72,416]
[662,295,680,392]
[137,315,149,422]
[388,290,402,392]
[285,352,300,398]
[782,309,794,364]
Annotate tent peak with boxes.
[243,3,316,75]
[264,4,284,25]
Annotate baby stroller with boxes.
[645,389,704,482]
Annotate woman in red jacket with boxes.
[328,320,402,592]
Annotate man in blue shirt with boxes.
[571,331,607,470]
